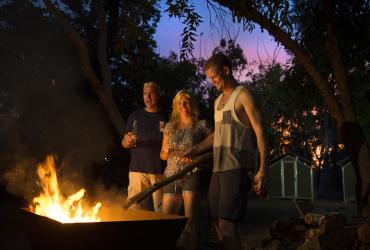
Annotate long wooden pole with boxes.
[123,152,213,210]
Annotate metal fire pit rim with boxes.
[20,207,188,225]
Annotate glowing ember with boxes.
[29,155,102,223]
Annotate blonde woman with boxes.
[160,90,211,250]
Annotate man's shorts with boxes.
[163,172,202,194]
[208,168,253,221]
[128,172,166,211]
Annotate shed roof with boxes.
[336,157,351,167]
[269,152,314,166]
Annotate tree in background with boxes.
[38,0,166,136]
[0,0,212,191]
[3,1,368,215]
[171,0,370,216]
[0,0,120,196]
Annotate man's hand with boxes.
[182,146,198,158]
[253,170,268,198]
[122,132,136,148]
[177,146,198,165]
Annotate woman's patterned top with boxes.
[163,120,211,177]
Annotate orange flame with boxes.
[29,155,102,223]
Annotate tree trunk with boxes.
[95,89,125,137]
[43,0,125,137]
[339,122,370,217]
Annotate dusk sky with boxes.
[154,1,290,65]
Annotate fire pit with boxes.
[20,208,187,250]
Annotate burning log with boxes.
[123,152,213,210]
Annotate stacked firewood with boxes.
[263,201,370,250]
[299,212,355,249]
[355,224,370,250]
[265,217,307,249]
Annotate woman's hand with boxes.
[162,143,170,154]
[160,135,171,160]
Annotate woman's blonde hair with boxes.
[170,90,199,130]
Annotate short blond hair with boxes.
[143,81,160,94]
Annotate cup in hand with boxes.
[131,120,138,148]
[159,121,165,132]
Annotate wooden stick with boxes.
[293,200,304,218]
[122,152,213,210]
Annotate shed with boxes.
[268,153,315,200]
[338,158,356,202]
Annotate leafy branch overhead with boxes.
[165,0,370,217]
[165,0,202,60]
[212,0,370,217]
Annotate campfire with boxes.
[19,156,189,250]
[28,155,102,223]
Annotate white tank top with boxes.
[213,86,257,172]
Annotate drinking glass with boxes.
[131,120,138,147]
[159,121,165,132]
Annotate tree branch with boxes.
[94,0,112,93]
[43,0,101,89]
[324,0,356,122]
[212,0,344,124]
[42,0,125,136]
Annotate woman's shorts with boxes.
[163,172,202,194]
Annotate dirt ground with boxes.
[0,197,358,250]
[198,198,358,250]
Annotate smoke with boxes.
[0,3,118,202]
[0,77,117,199]
[1,158,39,201]
[90,185,128,221]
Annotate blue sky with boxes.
[154,1,290,65]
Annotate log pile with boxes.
[300,212,355,250]
[266,217,307,249]
[354,224,370,250]
[263,200,370,250]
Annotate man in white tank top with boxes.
[185,53,268,250]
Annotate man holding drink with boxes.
[122,81,167,211]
